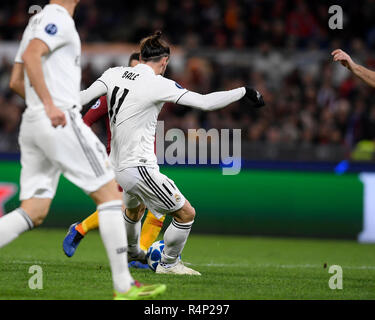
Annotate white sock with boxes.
[123,211,142,255]
[0,208,33,248]
[98,200,134,293]
[161,219,194,265]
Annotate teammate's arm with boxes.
[9,63,25,99]
[22,39,66,127]
[332,49,375,88]
[11,18,29,99]
[80,80,107,106]
[177,87,264,111]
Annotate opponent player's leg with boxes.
[63,184,122,257]
[140,210,166,251]
[72,185,123,239]
[77,211,99,235]
[63,201,164,258]
[62,210,98,257]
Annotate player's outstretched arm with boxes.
[332,49,375,88]
[9,63,25,99]
[177,87,265,111]
[22,39,66,127]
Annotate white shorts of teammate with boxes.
[115,166,186,219]
[18,108,114,200]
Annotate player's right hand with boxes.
[46,104,67,127]
[331,49,354,70]
[243,87,265,108]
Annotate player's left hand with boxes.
[243,87,265,108]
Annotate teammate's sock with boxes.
[79,210,99,235]
[98,200,133,293]
[140,211,165,251]
[0,208,33,248]
[161,219,194,265]
[123,211,142,255]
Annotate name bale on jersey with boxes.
[122,71,139,81]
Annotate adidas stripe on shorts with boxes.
[115,166,186,219]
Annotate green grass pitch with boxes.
[0,229,374,300]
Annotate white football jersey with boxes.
[15,4,81,116]
[97,63,188,170]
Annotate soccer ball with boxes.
[146,240,165,272]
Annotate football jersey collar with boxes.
[135,63,156,75]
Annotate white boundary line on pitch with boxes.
[7,260,375,270]
[187,262,375,270]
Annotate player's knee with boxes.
[184,200,196,221]
[137,203,146,215]
[126,204,145,221]
[174,201,195,223]
[187,205,196,221]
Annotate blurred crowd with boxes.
[1,0,375,160]
[2,0,375,49]
[160,45,375,156]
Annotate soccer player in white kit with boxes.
[1,0,166,299]
[80,31,265,275]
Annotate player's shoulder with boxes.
[19,12,42,44]
[99,66,126,86]
[104,66,126,75]
[43,4,70,17]
[26,9,43,29]
[155,75,185,90]
[154,75,170,84]
[40,4,74,27]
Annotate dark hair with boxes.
[140,31,170,62]
[128,52,140,66]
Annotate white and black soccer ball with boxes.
[146,240,165,272]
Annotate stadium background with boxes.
[1,0,375,239]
